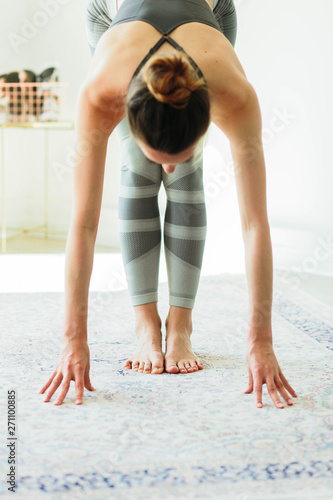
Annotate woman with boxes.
[40,0,297,409]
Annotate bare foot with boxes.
[164,306,204,374]
[124,303,164,374]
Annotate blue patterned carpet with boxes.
[1,273,333,499]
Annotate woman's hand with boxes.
[244,341,297,409]
[39,338,95,405]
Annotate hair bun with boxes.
[143,54,204,109]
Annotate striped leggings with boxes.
[86,0,237,309]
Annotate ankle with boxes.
[165,306,193,331]
[134,302,162,329]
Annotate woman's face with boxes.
[137,139,199,174]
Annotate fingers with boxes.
[43,373,63,402]
[253,373,263,408]
[40,340,94,406]
[275,376,294,406]
[84,368,96,392]
[81,358,95,394]
[243,372,253,394]
[39,368,57,394]
[53,376,71,406]
[247,371,297,409]
[74,363,85,405]
[245,354,298,409]
[248,370,288,409]
[266,374,285,408]
[42,367,95,406]
[279,371,298,398]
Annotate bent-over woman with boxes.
[40,0,297,409]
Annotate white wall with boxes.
[1,0,332,276]
[0,0,121,248]
[202,0,333,276]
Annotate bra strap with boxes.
[164,36,206,81]
[132,36,168,78]
[131,35,206,83]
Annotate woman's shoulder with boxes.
[84,39,133,112]
[162,22,252,110]
[83,20,252,115]
[199,37,252,106]
[85,23,159,105]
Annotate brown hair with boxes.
[126,54,210,155]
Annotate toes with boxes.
[138,361,145,373]
[144,361,152,373]
[178,361,187,374]
[190,361,198,371]
[165,357,202,374]
[152,365,164,374]
[165,359,179,374]
[196,359,204,370]
[151,357,164,374]
[126,356,164,374]
[166,365,179,374]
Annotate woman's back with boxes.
[86,0,248,118]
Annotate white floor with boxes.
[3,272,333,499]
[1,235,332,309]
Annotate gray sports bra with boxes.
[109,0,222,81]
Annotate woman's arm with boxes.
[212,84,297,409]
[39,84,123,405]
[217,86,273,339]
[63,85,116,337]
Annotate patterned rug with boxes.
[1,273,333,499]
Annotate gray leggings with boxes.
[86,0,237,309]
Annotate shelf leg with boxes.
[44,128,49,239]
[1,127,6,254]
